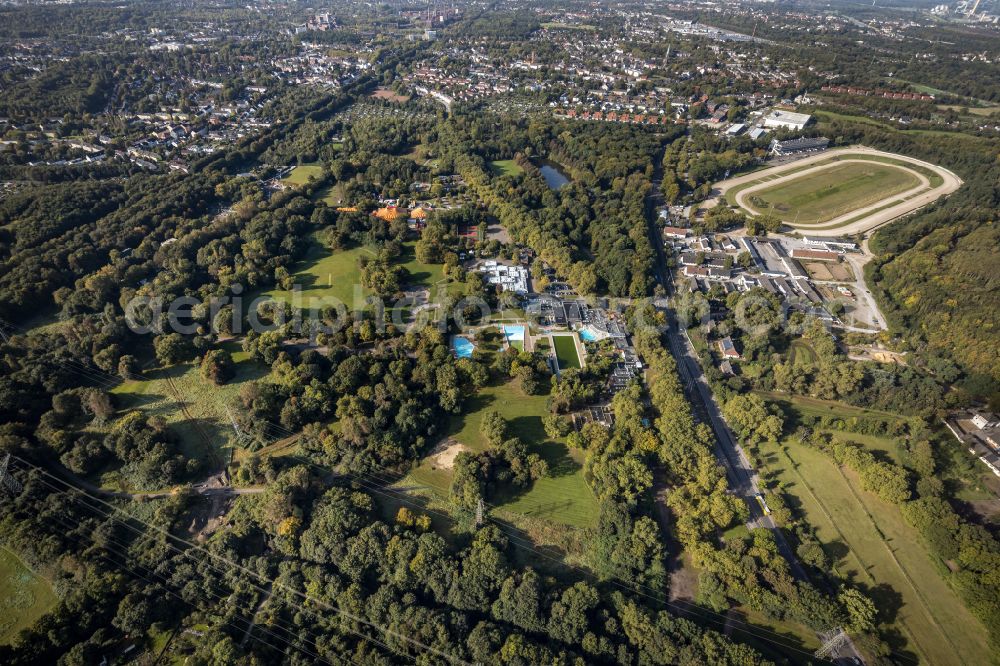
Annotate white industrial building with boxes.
[762,109,813,130]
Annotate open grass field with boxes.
[406,379,598,528]
[261,237,450,313]
[282,164,324,186]
[787,339,818,367]
[728,606,821,662]
[396,242,446,290]
[745,162,920,225]
[552,334,582,370]
[110,342,269,483]
[937,103,1000,117]
[315,182,344,206]
[490,159,524,177]
[759,439,989,666]
[261,235,373,309]
[758,391,912,429]
[0,548,57,645]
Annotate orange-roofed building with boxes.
[373,206,402,222]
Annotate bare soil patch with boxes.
[372,87,410,103]
[428,439,468,470]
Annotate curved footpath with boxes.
[709,146,963,237]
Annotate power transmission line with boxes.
[32,503,355,666]
[9,456,469,666]
[0,317,882,663]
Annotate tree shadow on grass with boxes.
[727,608,816,665]
[822,538,850,563]
[508,415,546,445]
[532,440,581,478]
[113,390,166,410]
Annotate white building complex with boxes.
[762,109,813,130]
[481,261,529,294]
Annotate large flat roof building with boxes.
[763,109,813,130]
[770,136,829,156]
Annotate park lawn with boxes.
[746,162,920,225]
[787,339,817,367]
[760,439,990,666]
[758,392,912,429]
[552,334,582,370]
[261,237,449,312]
[110,345,269,481]
[396,242,446,290]
[0,547,57,645]
[282,164,324,186]
[490,159,524,177]
[315,182,345,206]
[261,235,373,310]
[407,380,598,528]
[728,606,821,663]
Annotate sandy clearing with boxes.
[428,440,467,470]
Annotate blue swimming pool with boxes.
[503,325,525,342]
[452,336,475,358]
[579,328,598,342]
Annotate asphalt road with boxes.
[645,204,863,664]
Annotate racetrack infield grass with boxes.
[0,548,57,645]
[552,333,582,370]
[759,439,990,666]
[745,162,920,225]
[721,153,942,208]
[405,379,598,528]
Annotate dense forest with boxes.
[1,1,998,663]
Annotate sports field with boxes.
[406,379,598,528]
[712,148,961,236]
[282,164,324,186]
[745,162,920,225]
[0,547,57,645]
[760,438,990,666]
[552,333,582,370]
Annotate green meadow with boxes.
[110,340,269,484]
[407,379,598,528]
[490,159,525,177]
[281,164,324,186]
[759,438,989,666]
[0,548,57,645]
